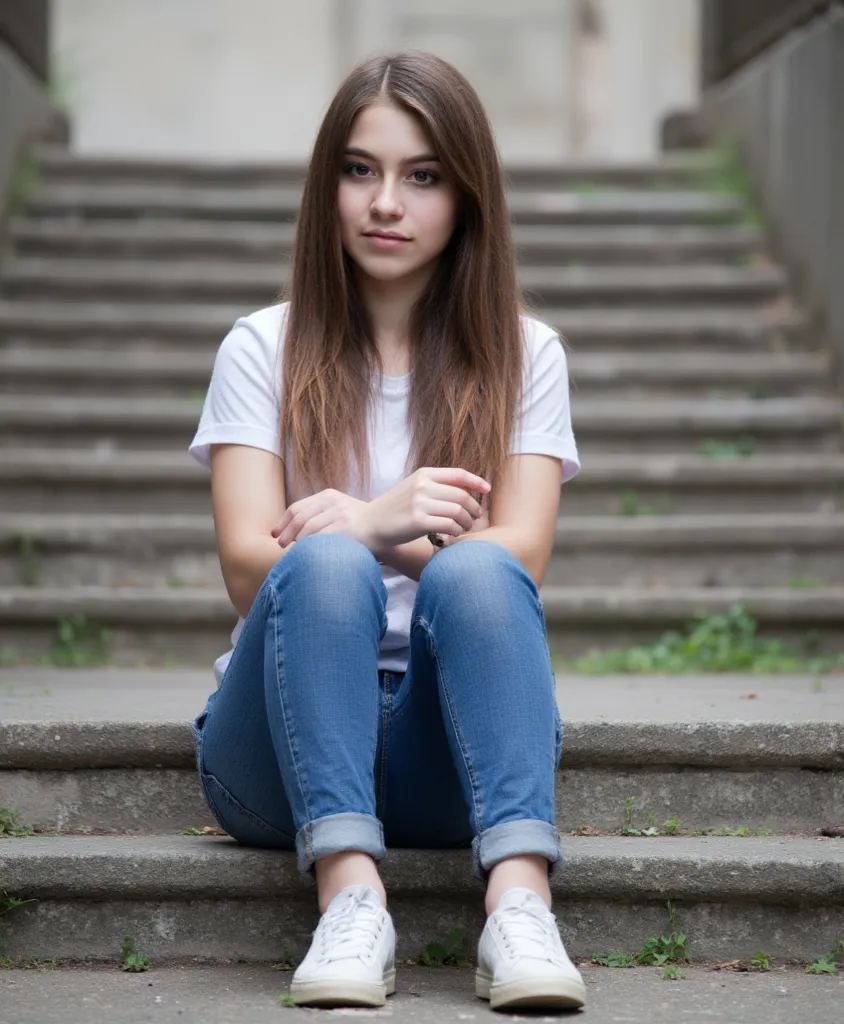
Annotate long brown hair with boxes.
[279,50,527,496]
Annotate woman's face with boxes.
[338,99,459,288]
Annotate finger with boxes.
[434,484,485,519]
[293,510,337,543]
[429,468,491,494]
[271,510,292,538]
[430,501,476,535]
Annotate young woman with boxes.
[188,50,584,1013]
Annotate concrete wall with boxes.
[572,0,701,161]
[50,0,337,160]
[0,40,65,236]
[50,0,701,163]
[701,5,844,371]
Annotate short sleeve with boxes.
[188,317,283,469]
[510,328,580,483]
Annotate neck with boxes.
[355,263,436,363]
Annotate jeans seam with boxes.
[200,770,295,844]
[376,672,391,820]
[416,614,485,835]
[268,583,313,831]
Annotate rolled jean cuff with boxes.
[294,812,387,877]
[472,819,563,882]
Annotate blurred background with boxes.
[0,0,842,672]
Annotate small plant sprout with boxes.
[591,952,634,968]
[664,817,680,836]
[757,828,772,837]
[420,928,470,967]
[622,798,641,836]
[663,965,682,980]
[0,892,36,915]
[272,952,296,972]
[279,993,297,1007]
[120,936,150,973]
[806,939,844,975]
[752,952,771,970]
[0,809,34,837]
[699,437,756,460]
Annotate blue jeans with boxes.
[191,534,564,883]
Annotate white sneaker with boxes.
[476,887,587,1011]
[290,884,396,1007]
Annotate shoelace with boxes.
[316,892,383,964]
[495,901,565,965]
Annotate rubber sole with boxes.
[476,968,587,1011]
[290,967,396,1008]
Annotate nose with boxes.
[370,176,403,218]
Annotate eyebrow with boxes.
[344,146,441,164]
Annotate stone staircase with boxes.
[1,145,843,666]
[0,145,842,975]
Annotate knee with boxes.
[418,540,534,618]
[266,533,382,591]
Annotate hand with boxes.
[271,490,377,549]
[364,467,491,550]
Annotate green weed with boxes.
[13,530,38,587]
[420,928,470,967]
[664,817,680,836]
[713,826,749,837]
[279,993,297,1007]
[788,576,824,590]
[7,154,40,215]
[568,603,844,675]
[752,951,771,970]
[121,936,149,973]
[620,490,669,517]
[663,965,682,980]
[806,939,843,975]
[693,142,765,227]
[1,892,36,915]
[0,809,34,838]
[39,614,113,668]
[271,952,296,972]
[591,952,634,968]
[699,437,756,459]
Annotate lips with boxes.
[364,231,410,240]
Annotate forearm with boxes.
[224,537,298,619]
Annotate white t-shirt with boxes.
[188,302,580,685]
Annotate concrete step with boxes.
[0,394,838,453]
[2,671,841,838]
[7,964,843,1024]
[31,143,731,189]
[0,299,809,352]
[0,450,841,515]
[22,182,748,226]
[1,834,842,962]
[0,347,830,399]
[0,584,842,664]
[8,217,767,265]
[3,513,842,590]
[0,259,788,307]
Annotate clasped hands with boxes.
[271,467,492,555]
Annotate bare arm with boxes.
[210,443,295,618]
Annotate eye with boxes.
[343,162,372,178]
[410,169,439,185]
